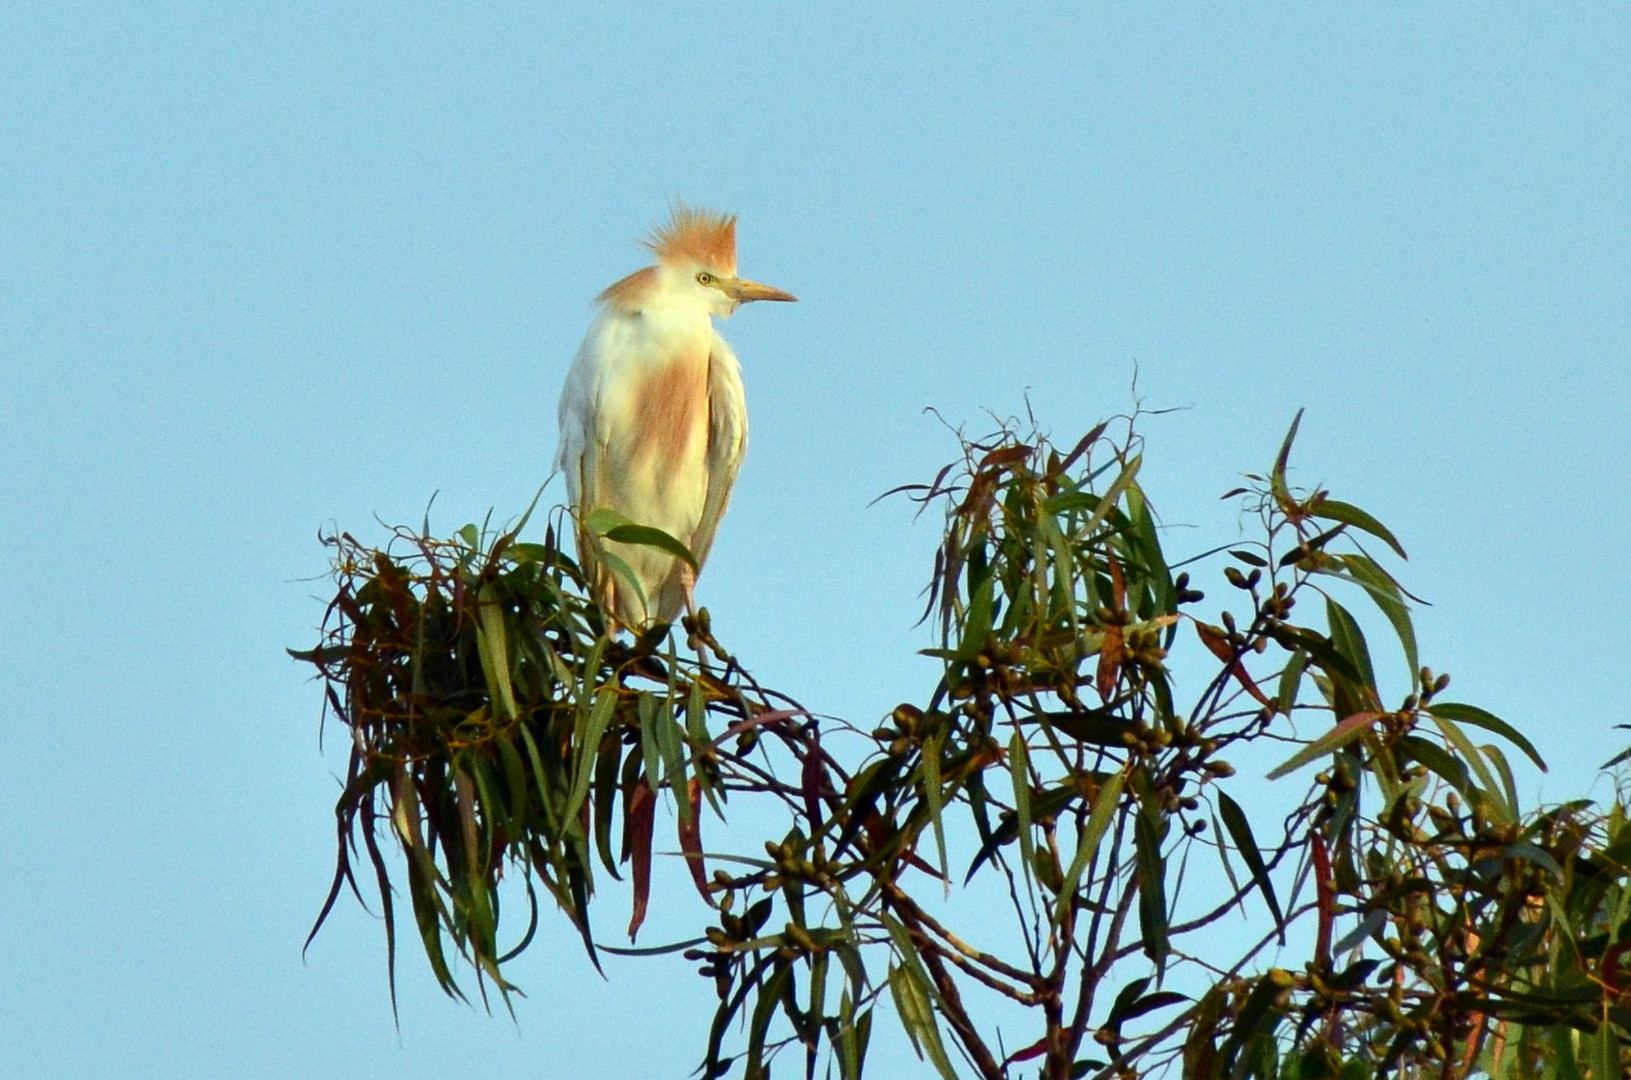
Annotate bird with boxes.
[554,204,796,629]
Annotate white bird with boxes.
[555,205,796,629]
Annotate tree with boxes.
[293,412,1631,1080]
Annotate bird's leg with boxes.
[679,563,699,626]
[677,565,724,663]
[599,576,628,638]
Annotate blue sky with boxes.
[2,4,1628,1077]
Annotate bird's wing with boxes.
[690,333,748,569]
[555,325,611,568]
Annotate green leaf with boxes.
[686,677,709,747]
[834,993,872,1080]
[1481,743,1521,818]
[1057,768,1127,920]
[495,731,530,823]
[1397,735,1475,802]
[886,962,959,1080]
[1503,841,1563,880]
[1276,650,1308,715]
[1549,1015,1588,1080]
[1008,733,1036,885]
[1105,977,1151,1032]
[1270,409,1304,506]
[920,730,949,883]
[287,644,348,665]
[474,584,518,720]
[746,962,792,1078]
[809,949,829,1029]
[566,688,618,828]
[1219,976,1286,1076]
[639,691,664,793]
[598,549,649,616]
[1308,497,1407,559]
[591,731,623,877]
[878,913,948,1016]
[1429,713,1513,823]
[1266,712,1381,781]
[653,697,691,827]
[1134,808,1169,968]
[594,935,709,957]
[1328,553,1419,680]
[1125,482,1174,617]
[956,571,994,660]
[1428,702,1546,772]
[507,541,552,563]
[1324,598,1376,698]
[1080,454,1142,540]
[1591,1024,1619,1080]
[1217,791,1286,932]
[605,524,699,571]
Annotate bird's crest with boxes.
[644,203,737,275]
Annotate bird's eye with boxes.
[696,272,714,285]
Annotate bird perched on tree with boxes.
[555,205,796,629]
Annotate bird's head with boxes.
[598,204,797,318]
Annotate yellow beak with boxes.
[725,278,798,303]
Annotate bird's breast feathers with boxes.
[562,308,719,538]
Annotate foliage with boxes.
[293,413,1631,1079]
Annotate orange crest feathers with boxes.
[644,203,737,275]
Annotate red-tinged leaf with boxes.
[863,809,946,881]
[1097,624,1124,702]
[1054,420,1110,477]
[625,779,656,941]
[1195,622,1272,707]
[1002,1037,1049,1066]
[1311,830,1333,966]
[1107,549,1127,609]
[1603,943,1631,991]
[677,778,713,906]
[978,445,1032,471]
[712,708,811,749]
[801,731,826,831]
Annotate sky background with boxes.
[3,4,1628,1078]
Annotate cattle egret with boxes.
[555,205,796,629]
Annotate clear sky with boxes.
[3,4,1628,1078]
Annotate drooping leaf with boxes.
[920,730,950,883]
[1217,790,1286,933]
[677,778,712,906]
[1327,553,1419,679]
[603,523,699,571]
[1428,702,1546,772]
[1308,496,1408,559]
[1058,768,1127,918]
[886,962,959,1080]
[625,778,656,941]
[1009,732,1036,884]
[474,584,518,720]
[566,688,618,829]
[1134,808,1169,968]
[1397,734,1476,804]
[1430,712,1514,823]
[1196,622,1273,707]
[1323,598,1376,701]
